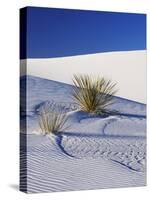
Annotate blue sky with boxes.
[21,7,146,59]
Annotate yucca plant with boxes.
[72,74,117,115]
[38,102,69,135]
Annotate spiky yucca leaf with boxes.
[72,74,117,115]
[38,102,68,135]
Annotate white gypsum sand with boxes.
[20,50,146,103]
[20,76,146,193]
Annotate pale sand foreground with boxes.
[20,133,145,193]
[20,76,146,193]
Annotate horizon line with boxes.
[21,49,146,60]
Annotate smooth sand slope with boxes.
[20,50,146,103]
[20,76,146,193]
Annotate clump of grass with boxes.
[38,102,69,135]
[72,74,117,115]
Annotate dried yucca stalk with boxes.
[72,74,117,115]
[38,102,68,135]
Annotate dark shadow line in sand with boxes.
[102,118,118,136]
[20,112,146,121]
[110,159,142,172]
[55,135,76,158]
[116,113,146,119]
[62,132,145,139]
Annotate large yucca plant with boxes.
[72,74,117,115]
[38,102,68,135]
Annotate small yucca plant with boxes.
[72,74,117,115]
[38,102,68,135]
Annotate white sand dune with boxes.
[20,50,146,103]
[20,76,146,193]
[20,133,145,193]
